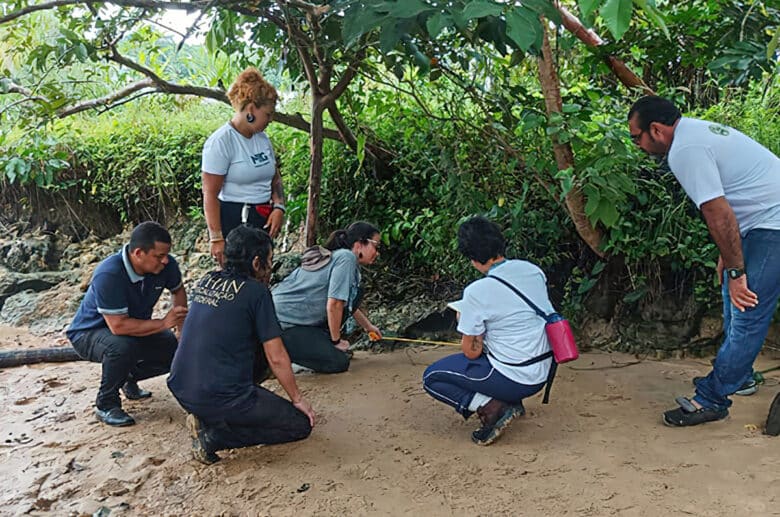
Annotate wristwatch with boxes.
[726,267,745,280]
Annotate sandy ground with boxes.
[1,326,780,517]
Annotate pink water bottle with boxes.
[545,313,579,363]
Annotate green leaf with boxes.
[632,0,669,39]
[74,42,88,61]
[426,12,453,38]
[562,103,582,113]
[505,7,541,52]
[579,0,602,18]
[356,133,366,173]
[461,0,504,21]
[521,0,562,24]
[623,285,647,303]
[592,261,606,275]
[387,0,431,18]
[768,28,779,61]
[379,22,406,53]
[600,0,632,40]
[343,7,386,48]
[60,28,79,42]
[596,198,620,227]
[584,190,600,217]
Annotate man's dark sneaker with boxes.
[186,413,220,465]
[691,376,758,396]
[765,392,780,436]
[95,407,135,427]
[663,397,728,427]
[121,380,152,400]
[471,399,523,446]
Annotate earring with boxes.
[246,113,256,123]
[358,252,363,259]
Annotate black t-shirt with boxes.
[167,270,281,419]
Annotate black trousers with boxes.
[219,200,269,237]
[281,326,350,373]
[200,387,312,452]
[71,328,177,410]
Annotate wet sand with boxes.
[1,327,779,516]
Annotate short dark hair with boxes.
[224,225,273,277]
[457,216,506,264]
[129,221,171,252]
[628,96,682,131]
[324,221,380,251]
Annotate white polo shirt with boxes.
[668,117,780,235]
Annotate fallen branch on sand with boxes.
[0,347,83,368]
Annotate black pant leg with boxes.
[129,330,178,381]
[73,328,140,410]
[203,387,312,451]
[281,326,350,373]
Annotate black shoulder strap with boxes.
[485,348,557,404]
[486,275,557,404]
[487,275,548,319]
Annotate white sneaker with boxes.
[291,363,315,374]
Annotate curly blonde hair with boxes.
[227,67,278,112]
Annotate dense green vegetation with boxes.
[1,0,778,340]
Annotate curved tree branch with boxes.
[0,0,207,25]
[57,78,154,117]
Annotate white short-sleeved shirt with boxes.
[668,118,780,235]
[201,123,277,204]
[457,259,553,385]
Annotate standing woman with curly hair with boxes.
[202,67,287,265]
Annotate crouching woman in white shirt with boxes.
[423,216,554,446]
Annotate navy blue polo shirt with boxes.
[66,244,183,343]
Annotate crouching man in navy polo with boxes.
[67,222,188,427]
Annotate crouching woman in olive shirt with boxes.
[168,226,315,464]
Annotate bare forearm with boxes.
[202,172,225,234]
[203,193,221,233]
[172,288,187,308]
[352,309,371,330]
[702,198,743,268]
[326,298,345,341]
[271,168,285,204]
[264,339,302,403]
[461,334,483,359]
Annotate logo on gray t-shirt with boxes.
[251,152,270,167]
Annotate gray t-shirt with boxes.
[271,249,360,329]
[668,117,780,235]
[201,123,277,204]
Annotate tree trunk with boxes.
[305,98,325,247]
[0,347,83,368]
[556,5,655,95]
[537,23,605,258]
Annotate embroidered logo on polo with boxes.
[250,152,270,167]
[708,124,729,137]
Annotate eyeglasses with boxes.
[630,129,646,144]
[367,238,381,251]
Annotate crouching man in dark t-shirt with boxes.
[67,221,188,427]
[168,225,315,464]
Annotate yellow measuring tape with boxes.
[369,332,460,347]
